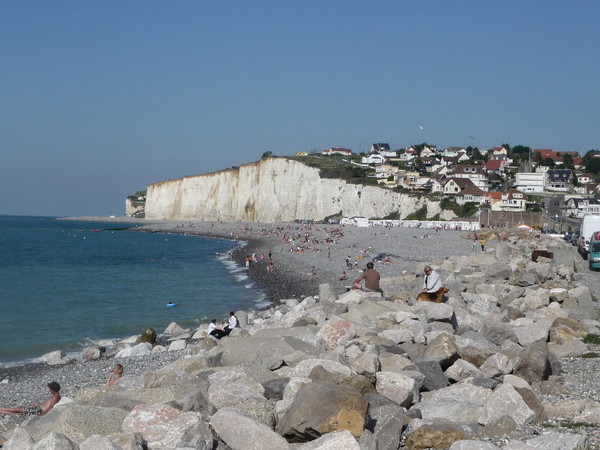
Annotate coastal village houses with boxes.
[310,142,597,218]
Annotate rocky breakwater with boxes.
[144,157,441,222]
[2,234,599,449]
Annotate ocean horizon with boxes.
[0,215,267,364]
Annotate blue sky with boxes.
[1,1,599,216]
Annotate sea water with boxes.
[0,216,266,364]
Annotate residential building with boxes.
[448,165,489,191]
[515,172,545,193]
[361,152,386,165]
[484,190,526,212]
[564,198,600,218]
[455,184,487,205]
[485,159,508,174]
[442,177,476,195]
[322,147,352,156]
[546,169,573,191]
[578,174,594,184]
[369,143,390,153]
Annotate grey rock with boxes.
[79,435,123,450]
[33,432,79,449]
[414,360,449,391]
[210,407,291,450]
[278,381,368,442]
[513,340,552,383]
[2,427,35,450]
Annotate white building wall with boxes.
[516,172,545,193]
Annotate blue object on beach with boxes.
[166,302,177,307]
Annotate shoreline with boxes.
[4,220,599,446]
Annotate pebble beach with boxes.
[2,218,600,448]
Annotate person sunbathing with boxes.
[107,363,124,386]
[0,382,61,417]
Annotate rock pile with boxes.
[2,234,599,449]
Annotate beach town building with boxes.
[361,152,386,165]
[546,169,573,191]
[577,173,594,185]
[485,190,527,212]
[564,198,600,218]
[515,172,545,193]
[322,147,353,156]
[455,184,487,205]
[442,177,477,195]
[485,159,508,174]
[448,165,489,191]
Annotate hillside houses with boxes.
[312,142,597,212]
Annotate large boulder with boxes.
[277,381,368,442]
[122,404,212,450]
[136,327,156,344]
[375,371,419,407]
[220,336,320,369]
[207,370,276,428]
[513,340,552,383]
[317,318,357,349]
[23,404,128,443]
[298,429,360,449]
[404,419,468,450]
[210,407,291,450]
[479,384,537,426]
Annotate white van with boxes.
[578,214,600,260]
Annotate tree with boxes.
[583,150,600,174]
[540,157,556,168]
[510,145,531,162]
[501,143,511,151]
[562,153,575,170]
[261,151,273,158]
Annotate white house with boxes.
[516,172,545,193]
[322,147,353,156]
[449,165,489,191]
[361,152,386,165]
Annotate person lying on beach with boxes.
[0,382,61,417]
[208,319,226,339]
[107,363,124,386]
[339,271,348,281]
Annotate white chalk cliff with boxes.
[144,158,442,222]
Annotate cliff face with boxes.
[144,158,441,222]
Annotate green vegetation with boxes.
[583,333,600,345]
[405,206,427,221]
[580,352,600,358]
[290,155,380,186]
[439,198,477,218]
[323,211,343,222]
[382,211,400,220]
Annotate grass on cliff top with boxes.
[289,155,381,186]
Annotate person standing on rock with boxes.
[352,262,381,293]
[0,382,61,417]
[480,238,486,251]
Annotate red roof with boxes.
[485,160,503,171]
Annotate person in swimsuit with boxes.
[107,363,124,386]
[0,382,61,416]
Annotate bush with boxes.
[405,206,428,220]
